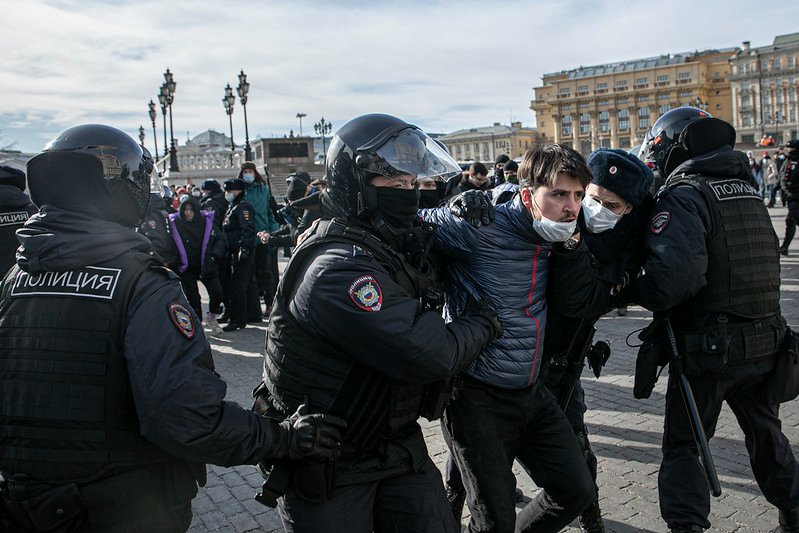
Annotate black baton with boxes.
[665,320,722,497]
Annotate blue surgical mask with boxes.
[224,192,235,202]
[242,173,255,184]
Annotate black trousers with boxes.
[442,378,594,533]
[221,249,255,326]
[255,243,279,308]
[179,270,222,319]
[659,360,799,529]
[784,199,799,248]
[277,456,456,533]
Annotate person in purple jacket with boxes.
[168,195,226,333]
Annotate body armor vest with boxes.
[668,174,780,323]
[264,218,437,451]
[0,252,174,484]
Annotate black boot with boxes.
[781,244,790,256]
[779,506,799,533]
[446,484,465,524]
[579,500,606,533]
[670,526,704,532]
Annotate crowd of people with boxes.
[0,112,799,533]
[139,165,326,334]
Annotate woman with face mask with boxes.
[237,162,280,321]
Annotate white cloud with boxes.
[1,0,797,152]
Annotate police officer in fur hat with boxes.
[545,147,654,532]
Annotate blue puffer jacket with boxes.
[421,194,551,390]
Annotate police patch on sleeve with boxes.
[347,275,383,312]
[242,210,251,221]
[168,301,196,339]
[650,211,671,235]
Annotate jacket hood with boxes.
[670,147,754,185]
[16,205,153,274]
[178,194,202,222]
[0,184,34,209]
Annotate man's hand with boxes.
[448,190,495,228]
[257,231,270,244]
[278,403,347,461]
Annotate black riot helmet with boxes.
[26,124,158,226]
[639,107,736,178]
[324,113,461,219]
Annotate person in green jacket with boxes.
[238,162,280,320]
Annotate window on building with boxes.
[255,145,262,159]
[658,93,670,101]
[615,79,628,88]
[561,104,573,110]
[659,104,670,114]
[638,117,650,130]
[599,110,610,132]
[789,56,796,69]
[580,113,590,134]
[618,109,629,131]
[596,100,609,106]
[742,113,753,127]
[637,95,649,102]
[678,72,691,80]
[762,60,769,72]
[775,58,782,70]
[638,106,649,117]
[577,84,588,93]
[619,137,630,148]
[678,90,692,98]
[635,77,648,86]
[559,87,571,95]
[616,97,629,105]
[579,102,590,109]
[596,82,608,90]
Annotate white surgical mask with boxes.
[582,196,623,233]
[529,195,577,242]
[242,173,255,184]
[224,192,235,202]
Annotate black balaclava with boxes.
[370,186,420,230]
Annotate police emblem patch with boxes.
[148,220,157,229]
[348,275,383,312]
[650,211,671,235]
[242,210,251,221]
[168,301,195,338]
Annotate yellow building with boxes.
[439,122,545,162]
[531,49,736,154]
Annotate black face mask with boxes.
[371,186,419,229]
[419,189,441,209]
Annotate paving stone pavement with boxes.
[188,205,799,533]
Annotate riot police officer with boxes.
[780,139,799,255]
[626,108,799,532]
[138,186,178,269]
[0,166,37,275]
[0,124,345,532]
[254,113,502,532]
[221,177,257,332]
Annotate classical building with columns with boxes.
[438,122,545,162]
[729,33,799,145]
[531,49,736,154]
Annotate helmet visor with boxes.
[364,128,460,183]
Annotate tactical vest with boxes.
[0,204,36,275]
[264,219,437,452]
[668,174,780,323]
[0,252,175,484]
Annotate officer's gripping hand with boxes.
[465,297,503,339]
[448,190,495,228]
[278,403,347,461]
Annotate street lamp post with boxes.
[148,100,158,163]
[138,126,145,150]
[223,84,236,166]
[158,85,169,172]
[163,68,179,172]
[236,70,252,161]
[314,117,333,164]
[296,113,307,136]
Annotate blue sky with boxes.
[1,0,797,153]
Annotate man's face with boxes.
[585,183,631,217]
[417,179,437,190]
[370,174,416,190]
[522,172,584,222]
[469,172,489,187]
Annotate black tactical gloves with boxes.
[448,190,495,228]
[465,297,503,339]
[276,403,347,461]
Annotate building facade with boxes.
[531,49,736,154]
[729,33,799,144]
[439,122,544,162]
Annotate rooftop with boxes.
[542,48,738,80]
